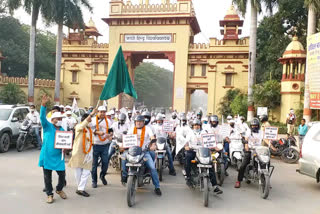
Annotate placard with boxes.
[257,107,268,116]
[162,120,175,133]
[189,136,203,150]
[264,126,279,140]
[202,133,217,149]
[219,124,231,138]
[122,134,138,148]
[54,131,73,149]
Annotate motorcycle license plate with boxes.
[197,164,212,168]
[126,163,142,167]
[155,150,166,153]
[157,155,164,158]
[20,131,28,134]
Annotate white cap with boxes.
[227,115,232,120]
[59,105,64,108]
[65,105,71,109]
[66,111,72,115]
[107,110,115,116]
[229,120,235,124]
[51,112,65,120]
[98,106,107,112]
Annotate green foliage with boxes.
[230,93,248,117]
[0,16,56,79]
[134,62,173,108]
[217,89,241,117]
[256,0,308,83]
[0,83,27,104]
[36,88,54,112]
[253,80,281,109]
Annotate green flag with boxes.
[99,46,138,100]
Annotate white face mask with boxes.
[290,110,294,114]
[30,109,35,113]
[56,121,62,127]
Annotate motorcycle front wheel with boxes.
[127,176,136,207]
[215,162,225,186]
[259,173,270,199]
[16,134,26,152]
[281,148,300,164]
[157,158,163,182]
[203,177,209,207]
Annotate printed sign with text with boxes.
[202,133,217,149]
[162,120,175,133]
[54,131,73,149]
[122,134,138,148]
[264,126,279,140]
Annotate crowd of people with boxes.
[28,95,307,204]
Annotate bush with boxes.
[36,88,54,112]
[0,83,27,104]
[253,80,281,110]
[218,89,241,117]
[230,93,248,117]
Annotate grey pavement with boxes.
[0,147,320,214]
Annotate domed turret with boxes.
[282,36,306,59]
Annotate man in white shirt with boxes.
[152,115,176,176]
[121,115,162,196]
[91,106,113,188]
[26,105,42,149]
[105,113,129,172]
[62,111,77,131]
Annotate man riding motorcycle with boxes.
[106,113,130,171]
[152,115,176,176]
[235,118,264,188]
[184,119,223,194]
[121,115,162,196]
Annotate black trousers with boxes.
[43,168,65,196]
[185,150,217,186]
[237,151,251,182]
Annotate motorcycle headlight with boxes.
[198,156,211,165]
[127,155,140,163]
[216,143,223,151]
[258,155,270,163]
[157,143,165,150]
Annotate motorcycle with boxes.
[229,137,244,171]
[184,147,213,207]
[125,146,151,207]
[211,142,226,186]
[155,137,169,181]
[16,119,40,152]
[109,139,122,171]
[244,146,274,199]
[271,137,299,164]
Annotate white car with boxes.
[0,105,30,153]
[297,122,320,182]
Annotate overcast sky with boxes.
[13,0,265,71]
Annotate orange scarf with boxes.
[134,126,146,148]
[83,127,93,154]
[96,116,109,141]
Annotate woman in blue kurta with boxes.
[39,95,67,204]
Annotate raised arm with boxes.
[76,109,97,133]
[40,95,50,129]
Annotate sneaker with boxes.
[42,188,46,192]
[92,183,97,188]
[225,171,229,176]
[76,190,90,197]
[169,169,176,176]
[100,176,108,185]
[154,188,162,196]
[121,176,127,186]
[46,195,54,204]
[234,181,241,188]
[213,186,223,194]
[56,190,67,199]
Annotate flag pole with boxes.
[96,100,101,109]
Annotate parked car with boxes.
[0,105,29,153]
[297,122,320,182]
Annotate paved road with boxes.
[1,147,320,214]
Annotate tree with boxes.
[230,93,248,117]
[36,88,54,111]
[134,62,173,108]
[253,80,281,110]
[0,16,56,79]
[41,0,92,104]
[217,89,241,117]
[8,0,43,104]
[256,0,308,83]
[0,83,27,104]
[233,0,278,121]
[0,0,7,14]
[303,0,320,122]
